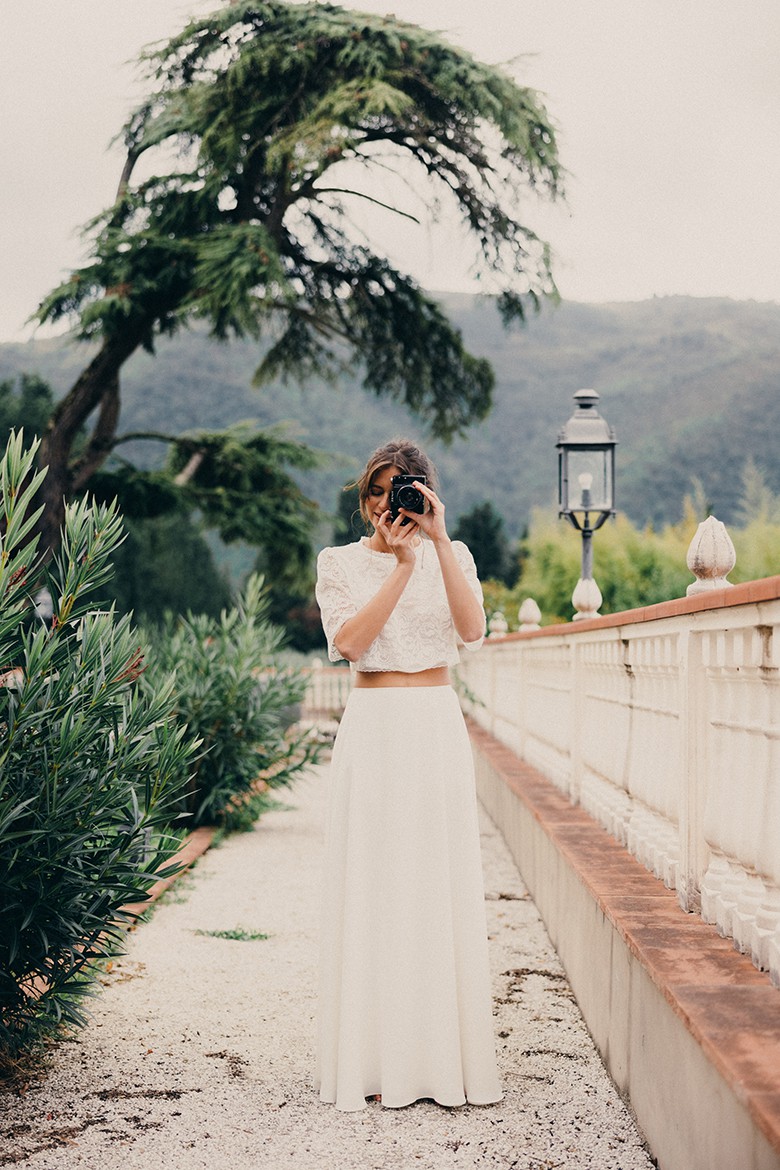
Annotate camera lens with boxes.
[396,485,422,509]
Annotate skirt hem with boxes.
[319,1090,504,1113]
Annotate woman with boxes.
[315,438,502,1112]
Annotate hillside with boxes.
[2,295,779,538]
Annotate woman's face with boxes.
[366,464,401,528]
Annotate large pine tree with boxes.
[34,0,561,558]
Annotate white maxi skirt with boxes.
[316,685,502,1111]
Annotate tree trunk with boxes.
[72,373,121,494]
[37,329,143,555]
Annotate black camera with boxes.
[389,474,427,524]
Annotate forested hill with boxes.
[2,294,779,537]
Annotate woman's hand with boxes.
[374,509,421,562]
[401,481,449,546]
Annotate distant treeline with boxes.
[2,294,779,639]
[3,295,779,541]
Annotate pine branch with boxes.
[309,187,420,223]
[111,430,180,447]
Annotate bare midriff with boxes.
[354,666,450,688]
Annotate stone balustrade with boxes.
[302,659,353,721]
[458,575,780,987]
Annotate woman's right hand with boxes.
[374,509,420,563]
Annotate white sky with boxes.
[1,0,779,343]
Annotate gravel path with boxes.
[1,765,655,1169]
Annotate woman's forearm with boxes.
[433,537,486,644]
[334,560,414,662]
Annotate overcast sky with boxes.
[1,0,779,344]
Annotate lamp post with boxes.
[557,389,616,620]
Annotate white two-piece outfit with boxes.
[314,535,502,1112]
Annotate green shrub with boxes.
[0,433,195,1063]
[144,574,320,832]
[732,519,780,584]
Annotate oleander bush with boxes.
[0,432,195,1066]
[144,573,320,832]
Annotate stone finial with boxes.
[488,611,509,638]
[686,516,736,596]
[572,577,602,621]
[518,598,542,631]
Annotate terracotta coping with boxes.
[466,718,780,1155]
[21,827,218,1003]
[122,825,217,920]
[501,574,780,640]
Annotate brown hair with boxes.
[353,438,439,530]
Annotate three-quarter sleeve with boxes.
[452,540,486,653]
[316,547,359,663]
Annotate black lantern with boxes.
[557,389,616,615]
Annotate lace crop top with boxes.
[315,537,485,672]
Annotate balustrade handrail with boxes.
[301,661,353,721]
[498,572,780,640]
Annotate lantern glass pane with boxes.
[567,449,612,511]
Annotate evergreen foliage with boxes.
[108,512,232,623]
[143,574,320,831]
[0,374,233,623]
[0,434,323,1064]
[253,545,324,652]
[165,425,320,560]
[0,375,55,440]
[333,483,363,546]
[452,501,518,586]
[32,0,560,556]
[90,424,322,589]
[0,434,194,1062]
[730,465,780,584]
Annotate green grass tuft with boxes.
[193,927,270,942]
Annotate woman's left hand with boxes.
[401,481,449,545]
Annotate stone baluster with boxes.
[732,872,766,956]
[752,885,780,978]
[700,853,731,930]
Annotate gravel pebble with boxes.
[0,766,656,1169]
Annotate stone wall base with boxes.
[469,719,780,1170]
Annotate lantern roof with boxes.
[557,390,616,447]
